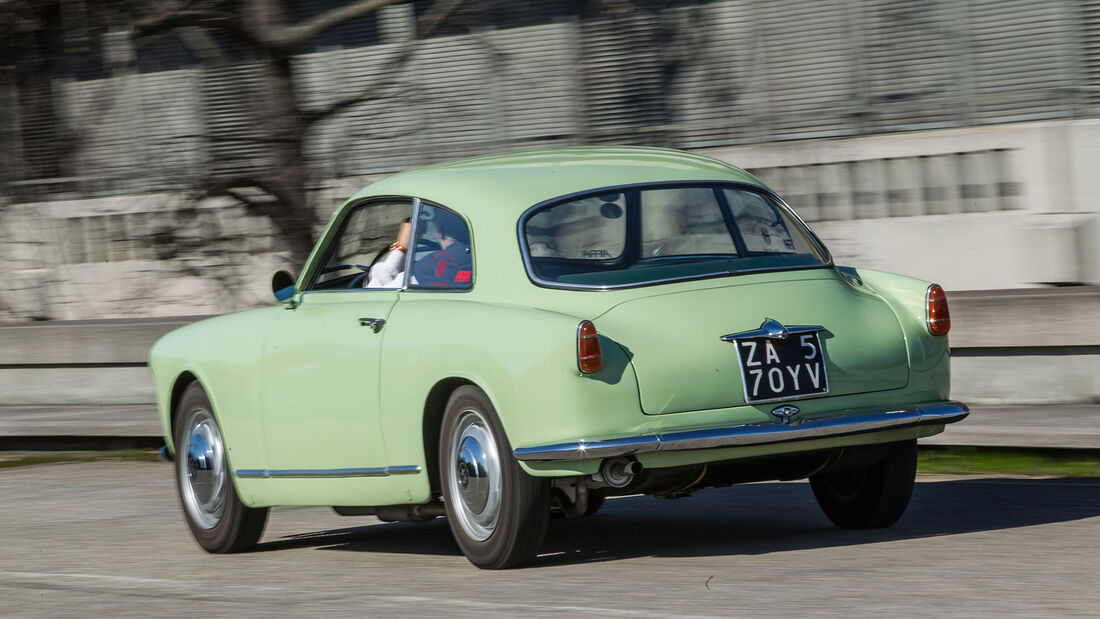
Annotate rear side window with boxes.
[640,187,737,257]
[522,184,828,288]
[409,203,474,290]
[526,193,626,261]
[724,189,817,255]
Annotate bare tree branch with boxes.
[136,0,422,55]
[204,176,286,215]
[271,0,405,52]
[221,187,256,207]
[301,48,414,125]
[173,27,230,66]
[416,0,465,38]
[221,187,282,220]
[0,0,40,36]
[134,8,263,48]
[302,0,466,125]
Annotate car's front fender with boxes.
[148,308,280,478]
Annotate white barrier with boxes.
[1,288,1097,406]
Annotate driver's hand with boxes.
[391,221,411,252]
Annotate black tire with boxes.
[174,383,268,553]
[583,489,606,516]
[551,487,605,519]
[809,439,918,529]
[439,385,550,569]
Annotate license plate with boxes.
[734,332,829,403]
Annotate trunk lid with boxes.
[596,271,909,414]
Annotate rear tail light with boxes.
[926,284,950,336]
[577,321,602,373]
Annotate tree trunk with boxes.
[240,0,316,269]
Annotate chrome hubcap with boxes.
[178,408,226,530]
[448,410,501,542]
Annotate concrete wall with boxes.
[0,317,195,405]
[0,180,366,321]
[949,287,1100,405]
[2,287,1097,408]
[702,119,1100,291]
[2,119,1099,323]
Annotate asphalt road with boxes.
[3,461,1099,617]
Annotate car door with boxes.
[259,198,411,475]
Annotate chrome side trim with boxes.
[235,465,422,479]
[513,402,969,462]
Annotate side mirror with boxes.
[271,270,297,304]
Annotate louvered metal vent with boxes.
[200,64,273,178]
[13,79,62,182]
[579,14,667,145]
[4,0,1098,202]
[664,2,756,148]
[752,0,859,141]
[300,22,583,175]
[1084,0,1100,111]
[967,0,1080,122]
[859,0,966,132]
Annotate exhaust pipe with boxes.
[598,457,642,488]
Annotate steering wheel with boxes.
[416,238,442,253]
[333,264,368,288]
[347,248,392,288]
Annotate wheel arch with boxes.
[160,370,202,455]
[422,376,476,495]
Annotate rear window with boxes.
[523,184,829,288]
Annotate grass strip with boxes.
[0,449,160,469]
[919,445,1100,477]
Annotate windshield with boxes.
[522,184,829,288]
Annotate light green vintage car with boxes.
[151,147,967,569]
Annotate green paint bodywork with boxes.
[149,147,954,508]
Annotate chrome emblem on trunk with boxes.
[771,405,800,425]
[720,319,824,343]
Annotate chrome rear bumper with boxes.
[513,401,969,462]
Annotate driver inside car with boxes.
[366,219,411,288]
[413,210,472,287]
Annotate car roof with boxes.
[347,146,764,218]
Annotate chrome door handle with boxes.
[358,317,385,333]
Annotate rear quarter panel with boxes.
[377,295,644,497]
[851,268,951,402]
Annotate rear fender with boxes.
[377,299,642,496]
[848,268,950,401]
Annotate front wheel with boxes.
[174,383,268,553]
[439,386,549,569]
[809,439,918,529]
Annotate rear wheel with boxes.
[582,489,606,516]
[809,439,918,529]
[439,386,549,569]
[174,383,268,553]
